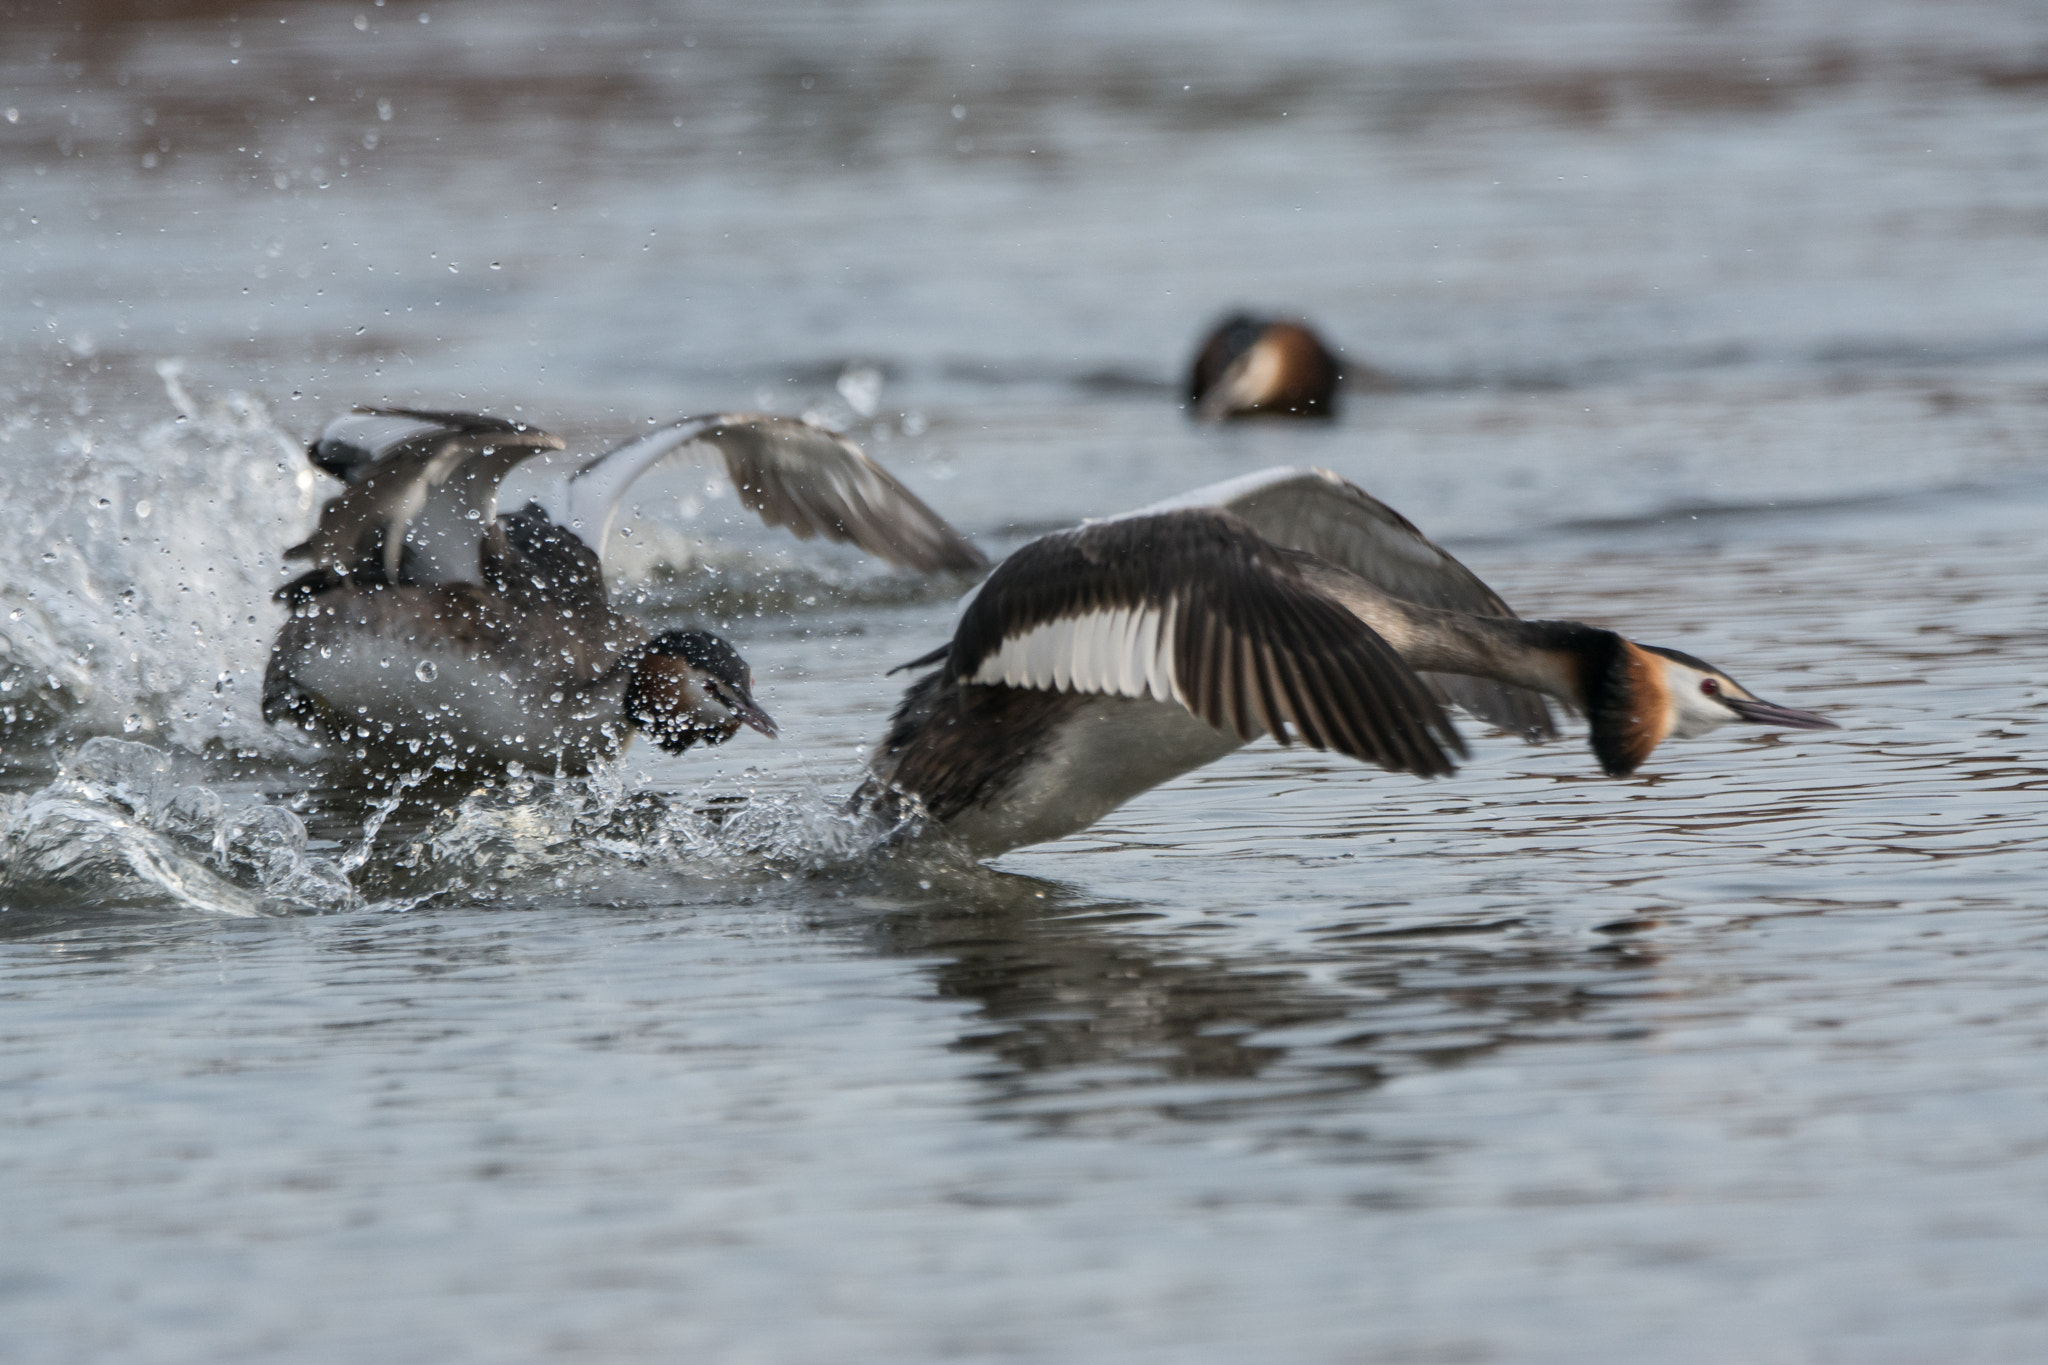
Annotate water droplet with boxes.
[354,12,368,29]
[415,661,438,682]
[836,364,883,418]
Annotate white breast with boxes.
[938,695,1244,856]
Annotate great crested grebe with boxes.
[856,466,1837,856]
[1187,314,1342,420]
[265,407,984,772]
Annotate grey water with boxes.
[5,0,2048,1359]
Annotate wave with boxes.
[0,738,357,919]
[0,363,320,758]
[0,737,945,924]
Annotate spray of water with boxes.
[0,370,965,918]
[0,367,954,761]
[0,737,357,916]
[0,364,321,757]
[0,736,940,919]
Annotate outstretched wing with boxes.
[548,413,987,574]
[1131,467,1556,737]
[303,407,525,484]
[942,508,1464,777]
[286,410,565,585]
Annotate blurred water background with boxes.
[4,0,2048,1360]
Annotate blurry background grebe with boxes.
[4,2,2048,1361]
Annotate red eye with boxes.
[1699,678,1721,696]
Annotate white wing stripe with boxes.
[1111,608,1142,697]
[1147,602,1178,705]
[969,606,1182,702]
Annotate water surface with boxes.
[5,1,2048,1360]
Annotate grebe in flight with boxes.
[858,467,1836,856]
[265,408,984,772]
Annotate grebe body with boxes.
[266,408,978,771]
[860,468,1836,856]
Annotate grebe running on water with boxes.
[858,466,1836,856]
[265,408,984,773]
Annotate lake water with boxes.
[5,1,2048,1360]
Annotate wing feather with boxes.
[552,413,985,573]
[951,509,1461,778]
[1133,466,1556,738]
[285,411,564,586]
[1115,608,1145,698]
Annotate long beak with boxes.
[724,686,779,739]
[1726,695,1838,730]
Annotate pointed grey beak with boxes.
[723,685,779,739]
[1726,696,1838,730]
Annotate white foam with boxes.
[0,365,323,758]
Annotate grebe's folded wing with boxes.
[285,410,565,585]
[943,509,1464,777]
[1138,466,1556,738]
[549,413,987,574]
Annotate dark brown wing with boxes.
[553,414,986,574]
[286,411,564,585]
[946,509,1463,777]
[1159,466,1555,737]
[306,408,530,484]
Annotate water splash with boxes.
[835,363,885,419]
[388,761,930,906]
[0,738,360,917]
[0,737,942,920]
[0,364,321,758]
[0,367,960,766]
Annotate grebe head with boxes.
[1578,633,1837,776]
[624,630,778,753]
[1641,644,1838,739]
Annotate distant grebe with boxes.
[1187,314,1342,420]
